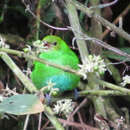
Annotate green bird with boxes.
[31,35,80,93]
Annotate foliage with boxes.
[0,0,130,130]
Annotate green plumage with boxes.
[31,35,80,92]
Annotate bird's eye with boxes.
[53,42,57,46]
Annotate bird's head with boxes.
[42,35,70,52]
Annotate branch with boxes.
[89,0,118,9]
[0,52,65,130]
[97,79,130,95]
[74,33,130,59]
[0,52,37,93]
[1,48,130,96]
[22,0,69,31]
[0,48,82,76]
[80,90,128,96]
[58,118,98,130]
[44,105,65,130]
[71,0,130,42]
[65,0,89,64]
[101,4,130,39]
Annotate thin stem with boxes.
[1,48,130,96]
[58,118,98,130]
[23,115,30,130]
[101,4,130,39]
[35,0,42,40]
[0,52,65,130]
[75,34,130,59]
[22,0,69,31]
[43,105,65,130]
[89,0,118,9]
[65,0,89,64]
[97,79,130,95]
[71,0,130,42]
[0,48,82,76]
[0,52,37,93]
[80,90,128,96]
[38,112,42,130]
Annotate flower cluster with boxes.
[39,80,59,96]
[121,75,130,86]
[0,85,17,101]
[46,80,59,96]
[33,40,49,54]
[53,99,75,117]
[78,55,107,79]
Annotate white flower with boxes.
[121,75,130,86]
[49,88,59,96]
[78,55,107,79]
[33,40,48,49]
[53,99,75,117]
[46,80,60,95]
[39,80,59,95]
[46,80,56,90]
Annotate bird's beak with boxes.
[43,42,52,50]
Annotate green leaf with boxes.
[0,94,44,115]
[103,47,130,61]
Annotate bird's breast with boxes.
[43,74,74,92]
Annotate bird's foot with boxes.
[74,88,79,100]
[45,93,51,105]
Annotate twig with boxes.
[38,112,42,130]
[35,0,42,40]
[0,52,37,93]
[23,114,30,130]
[58,118,99,130]
[1,48,130,96]
[41,120,50,130]
[89,0,102,55]
[65,0,89,64]
[22,0,69,31]
[101,4,130,39]
[43,105,65,130]
[105,59,122,84]
[77,112,86,130]
[0,48,82,77]
[91,38,130,58]
[65,98,87,127]
[73,34,130,59]
[69,98,87,118]
[96,79,130,95]
[0,52,64,130]
[79,90,128,96]
[89,0,118,9]
[104,98,121,121]
[71,0,130,42]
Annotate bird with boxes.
[31,35,80,93]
